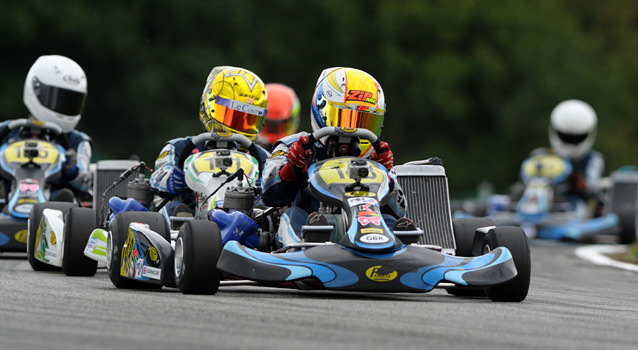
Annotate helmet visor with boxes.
[557,131,588,145]
[33,78,86,116]
[324,105,384,136]
[213,96,267,136]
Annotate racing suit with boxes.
[261,132,407,247]
[149,135,269,214]
[0,118,92,201]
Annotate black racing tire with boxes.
[174,219,222,295]
[108,211,170,289]
[27,202,77,271]
[62,208,98,276]
[451,217,496,257]
[484,226,531,302]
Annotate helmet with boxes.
[23,55,87,133]
[311,67,385,136]
[549,99,597,159]
[259,83,300,145]
[199,66,268,141]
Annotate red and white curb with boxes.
[575,245,638,272]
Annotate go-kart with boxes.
[173,127,531,301]
[83,131,276,289]
[0,119,73,252]
[480,152,619,241]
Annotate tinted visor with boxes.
[557,131,588,144]
[213,96,266,136]
[325,105,384,136]
[33,78,85,115]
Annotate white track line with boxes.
[575,245,638,272]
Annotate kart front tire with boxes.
[62,207,98,276]
[175,219,222,295]
[483,226,531,302]
[108,211,169,289]
[27,202,76,271]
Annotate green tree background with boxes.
[1,0,637,196]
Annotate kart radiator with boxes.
[92,160,141,227]
[394,163,456,252]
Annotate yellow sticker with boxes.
[341,127,357,133]
[270,150,285,158]
[365,265,397,282]
[14,230,28,244]
[361,228,383,234]
[149,246,158,261]
[317,158,384,187]
[50,231,57,245]
[3,140,60,164]
[157,151,170,160]
[522,154,567,179]
[216,132,233,138]
[192,152,255,175]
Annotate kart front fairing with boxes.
[218,241,516,292]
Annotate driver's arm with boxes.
[150,137,192,198]
[261,133,307,207]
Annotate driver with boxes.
[149,66,270,216]
[255,83,300,152]
[261,67,409,247]
[512,99,604,209]
[0,55,92,203]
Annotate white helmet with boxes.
[23,55,87,133]
[549,99,597,159]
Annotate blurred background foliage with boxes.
[1,0,637,196]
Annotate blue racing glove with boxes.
[167,167,187,194]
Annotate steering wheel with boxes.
[176,131,263,174]
[294,127,384,188]
[0,118,68,148]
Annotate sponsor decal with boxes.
[365,265,397,282]
[142,266,162,280]
[50,231,57,245]
[361,228,383,234]
[357,216,381,226]
[63,75,82,85]
[135,258,144,279]
[270,150,285,158]
[149,246,158,262]
[14,230,28,244]
[360,233,389,244]
[217,131,233,138]
[341,127,357,133]
[347,197,378,207]
[307,212,324,224]
[356,204,378,217]
[157,151,170,160]
[347,90,377,105]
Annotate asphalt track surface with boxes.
[1,241,637,350]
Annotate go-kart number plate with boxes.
[317,158,384,186]
[522,154,568,179]
[3,141,60,164]
[191,152,255,175]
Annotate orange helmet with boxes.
[259,83,300,145]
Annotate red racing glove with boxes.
[280,135,313,182]
[370,141,394,171]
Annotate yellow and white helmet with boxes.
[199,66,268,141]
[311,67,385,156]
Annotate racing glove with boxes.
[167,167,188,194]
[280,135,313,183]
[370,141,394,171]
[569,172,587,195]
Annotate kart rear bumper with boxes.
[218,242,517,293]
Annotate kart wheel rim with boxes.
[174,236,184,278]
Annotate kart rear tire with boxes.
[62,208,98,276]
[108,211,169,289]
[175,219,222,295]
[27,202,77,271]
[483,226,531,302]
